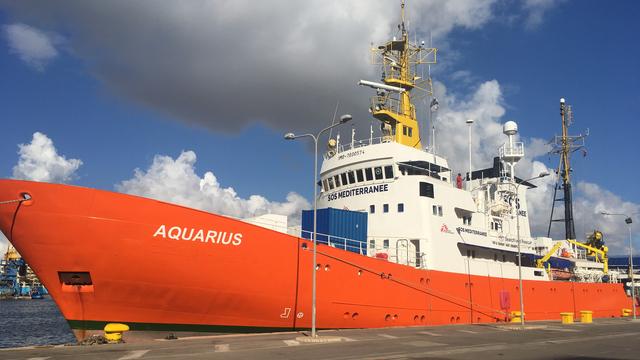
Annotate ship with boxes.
[0,1,635,340]
[1,244,48,299]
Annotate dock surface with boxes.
[2,319,640,360]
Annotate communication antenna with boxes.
[361,0,437,150]
[547,98,588,241]
[327,100,340,140]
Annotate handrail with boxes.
[299,230,428,268]
[498,142,524,158]
[325,137,390,157]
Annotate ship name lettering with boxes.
[153,225,243,246]
[327,184,389,202]
[456,227,487,237]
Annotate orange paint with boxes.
[0,179,633,335]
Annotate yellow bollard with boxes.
[510,311,523,323]
[622,308,632,317]
[560,312,574,324]
[104,323,130,343]
[579,310,593,323]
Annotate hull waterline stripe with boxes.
[67,319,305,333]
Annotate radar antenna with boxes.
[360,0,437,150]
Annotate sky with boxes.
[0,0,638,254]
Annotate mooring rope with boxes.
[0,197,29,205]
[0,196,31,243]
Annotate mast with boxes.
[559,99,575,241]
[361,0,437,149]
[547,98,587,241]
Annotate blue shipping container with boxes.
[301,208,368,255]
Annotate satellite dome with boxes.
[503,121,518,136]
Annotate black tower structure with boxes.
[547,98,587,241]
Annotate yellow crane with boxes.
[536,230,609,274]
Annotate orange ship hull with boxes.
[0,179,634,336]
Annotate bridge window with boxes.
[334,175,341,187]
[384,165,394,179]
[408,127,412,137]
[356,169,364,182]
[365,168,374,181]
[398,203,404,213]
[341,173,348,186]
[420,182,434,198]
[322,179,329,192]
[374,167,383,180]
[347,171,356,184]
[328,177,335,190]
[383,204,389,213]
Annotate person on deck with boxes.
[456,173,463,189]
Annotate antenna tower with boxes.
[547,98,588,241]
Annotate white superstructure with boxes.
[316,128,556,282]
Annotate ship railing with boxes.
[329,136,389,157]
[300,230,368,255]
[498,142,524,159]
[369,95,403,116]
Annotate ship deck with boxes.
[3,318,640,359]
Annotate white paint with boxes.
[283,340,300,346]
[118,350,150,360]
[417,331,442,336]
[378,334,398,339]
[214,344,230,352]
[458,329,478,334]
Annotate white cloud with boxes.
[433,79,507,174]
[523,0,561,29]
[433,79,639,254]
[116,151,310,224]
[3,23,59,71]
[12,132,82,183]
[1,1,501,132]
[573,181,639,252]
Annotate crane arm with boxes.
[536,242,564,269]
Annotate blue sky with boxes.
[0,1,638,253]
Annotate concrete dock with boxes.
[2,319,640,360]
